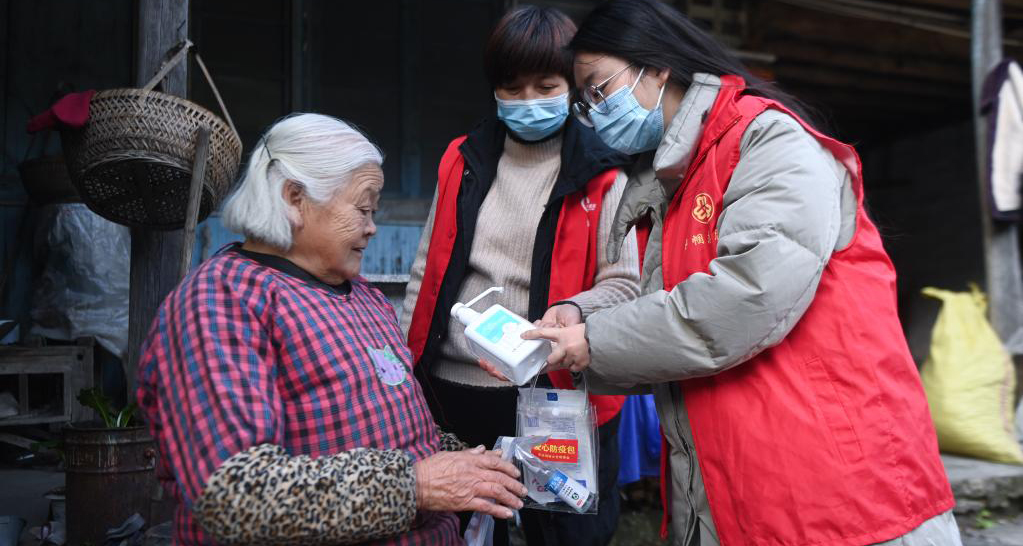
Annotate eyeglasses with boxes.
[571,63,635,123]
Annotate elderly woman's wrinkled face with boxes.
[288,164,382,284]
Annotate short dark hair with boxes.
[484,5,577,89]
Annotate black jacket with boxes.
[415,116,630,372]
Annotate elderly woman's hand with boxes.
[414,447,527,518]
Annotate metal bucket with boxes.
[63,426,157,545]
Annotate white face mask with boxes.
[589,68,666,155]
[495,92,570,141]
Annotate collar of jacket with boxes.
[605,73,723,264]
[653,73,723,192]
[458,115,631,208]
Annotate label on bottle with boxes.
[545,469,590,511]
[474,309,528,351]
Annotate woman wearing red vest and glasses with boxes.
[400,6,641,546]
[515,1,959,545]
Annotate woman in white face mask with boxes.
[400,5,641,546]
[515,1,961,546]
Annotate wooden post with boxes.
[179,128,210,279]
[124,0,189,398]
[289,0,307,112]
[971,0,1023,351]
[399,0,421,198]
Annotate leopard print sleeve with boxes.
[439,430,468,451]
[193,443,418,545]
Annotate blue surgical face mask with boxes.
[589,68,666,155]
[495,92,569,142]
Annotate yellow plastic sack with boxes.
[920,285,1023,464]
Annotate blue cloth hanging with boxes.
[617,394,662,485]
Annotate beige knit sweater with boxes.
[400,135,640,387]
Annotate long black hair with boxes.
[570,0,825,132]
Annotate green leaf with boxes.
[76,388,115,427]
[975,509,997,530]
[115,403,138,427]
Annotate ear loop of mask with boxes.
[653,77,667,110]
[631,67,646,93]
[635,67,667,111]
[614,67,666,110]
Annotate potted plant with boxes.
[62,388,157,546]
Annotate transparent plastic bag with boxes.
[514,377,599,514]
[463,509,494,546]
[464,436,521,546]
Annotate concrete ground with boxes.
[946,454,1023,546]
[0,465,62,545]
[960,515,1023,546]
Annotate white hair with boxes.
[221,113,383,249]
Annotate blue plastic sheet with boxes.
[617,394,662,485]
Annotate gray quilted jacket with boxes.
[584,73,958,546]
[584,74,856,544]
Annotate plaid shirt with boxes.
[138,249,459,545]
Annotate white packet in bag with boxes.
[516,386,598,513]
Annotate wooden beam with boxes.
[399,0,421,197]
[759,2,974,60]
[0,0,8,180]
[289,0,306,111]
[786,85,965,114]
[971,0,1023,351]
[0,432,35,450]
[178,128,209,279]
[125,0,189,399]
[899,0,1023,15]
[766,40,969,83]
[773,63,971,99]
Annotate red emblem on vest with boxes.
[692,192,714,224]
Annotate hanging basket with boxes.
[17,154,79,205]
[60,41,242,229]
[17,129,79,205]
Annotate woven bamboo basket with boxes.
[17,154,79,205]
[60,41,242,229]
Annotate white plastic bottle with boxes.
[450,287,551,386]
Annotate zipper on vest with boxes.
[663,382,700,545]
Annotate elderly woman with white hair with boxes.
[137,113,527,546]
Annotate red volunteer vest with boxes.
[658,77,953,545]
[407,137,626,426]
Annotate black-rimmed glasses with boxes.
[571,64,635,122]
